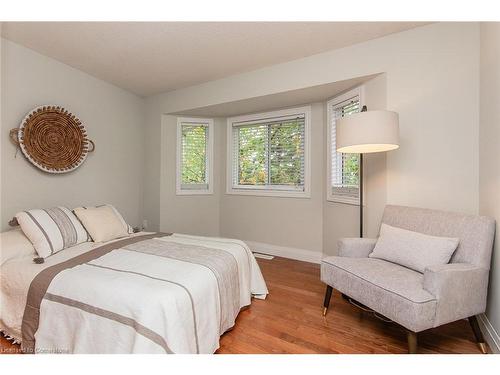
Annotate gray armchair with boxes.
[321,205,495,353]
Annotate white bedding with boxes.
[0,232,268,353]
[0,232,153,342]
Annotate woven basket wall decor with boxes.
[9,105,95,174]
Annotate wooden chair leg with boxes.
[469,315,488,354]
[407,331,418,354]
[323,285,333,316]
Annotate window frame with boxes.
[226,106,311,198]
[326,86,365,205]
[176,117,214,196]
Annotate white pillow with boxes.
[106,205,134,234]
[369,223,459,273]
[0,228,36,266]
[74,204,133,234]
[15,207,89,259]
[73,205,129,243]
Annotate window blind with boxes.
[181,123,208,190]
[232,116,305,191]
[331,97,360,201]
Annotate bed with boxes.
[0,232,268,354]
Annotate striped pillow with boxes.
[15,207,89,259]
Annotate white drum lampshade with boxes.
[336,110,400,154]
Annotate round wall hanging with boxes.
[9,105,95,174]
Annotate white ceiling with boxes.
[2,22,426,97]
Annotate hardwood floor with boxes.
[0,256,489,354]
[217,257,489,354]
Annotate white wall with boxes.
[0,39,146,230]
[156,103,326,255]
[144,23,480,244]
[479,23,500,350]
[158,115,222,236]
[220,102,324,257]
[142,98,163,231]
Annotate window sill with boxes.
[326,196,360,206]
[226,188,310,199]
[176,190,213,196]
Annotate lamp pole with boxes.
[359,153,363,238]
[359,105,367,238]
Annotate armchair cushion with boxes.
[338,238,377,258]
[321,256,437,332]
[423,263,489,327]
[369,223,459,273]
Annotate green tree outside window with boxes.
[181,125,207,184]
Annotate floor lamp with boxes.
[336,108,400,238]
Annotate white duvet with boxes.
[0,233,268,353]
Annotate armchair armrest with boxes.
[337,238,377,258]
[423,263,489,326]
